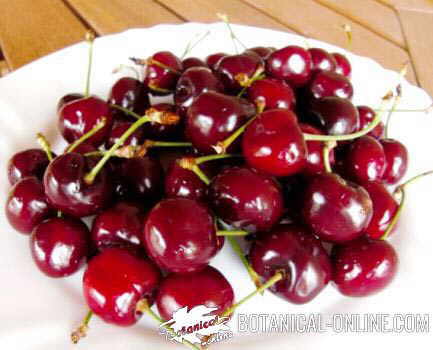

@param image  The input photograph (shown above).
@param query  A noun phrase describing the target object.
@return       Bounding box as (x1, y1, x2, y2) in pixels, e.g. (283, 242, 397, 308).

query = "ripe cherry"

(6, 177, 53, 234)
(156, 265, 234, 321)
(8, 149, 51, 185)
(249, 225, 332, 304)
(357, 106, 384, 139)
(380, 138, 408, 184)
(208, 166, 284, 233)
(302, 173, 373, 243)
(308, 71, 353, 100)
(242, 109, 307, 177)
(247, 78, 296, 110)
(57, 93, 84, 112)
(143, 51, 182, 95)
(332, 53, 352, 77)
(143, 198, 219, 273)
(30, 217, 90, 277)
(245, 46, 275, 59)
(105, 120, 145, 149)
(205, 52, 227, 71)
(266, 46, 312, 87)
(309, 48, 337, 73)
(83, 248, 161, 326)
(332, 237, 398, 297)
(182, 57, 207, 70)
(44, 153, 112, 217)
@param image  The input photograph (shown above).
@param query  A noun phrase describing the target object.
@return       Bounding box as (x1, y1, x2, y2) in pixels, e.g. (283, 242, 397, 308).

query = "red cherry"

(357, 106, 384, 139)
(182, 57, 207, 70)
(57, 93, 84, 112)
(205, 52, 227, 71)
(7, 149, 51, 185)
(143, 198, 219, 273)
(208, 167, 284, 233)
(244, 46, 275, 60)
(249, 224, 332, 304)
(247, 78, 296, 110)
(30, 217, 90, 277)
(156, 266, 234, 320)
(242, 109, 307, 177)
(308, 71, 353, 100)
(380, 138, 408, 184)
(105, 120, 145, 149)
(332, 53, 352, 77)
(144, 51, 182, 95)
(302, 173, 373, 243)
(83, 248, 161, 326)
(6, 177, 53, 234)
(332, 237, 398, 297)
(308, 48, 337, 73)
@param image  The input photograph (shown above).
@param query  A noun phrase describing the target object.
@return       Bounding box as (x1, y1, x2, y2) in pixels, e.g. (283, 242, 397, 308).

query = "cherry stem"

(217, 230, 249, 236)
(221, 271, 284, 317)
(322, 141, 336, 173)
(84, 31, 95, 98)
(67, 117, 107, 153)
(384, 85, 402, 138)
(71, 310, 93, 344)
(341, 24, 352, 50)
(373, 105, 432, 113)
(237, 70, 266, 98)
(110, 104, 141, 119)
(213, 116, 257, 154)
(180, 30, 211, 59)
(217, 13, 247, 53)
(36, 133, 54, 161)
(195, 153, 240, 165)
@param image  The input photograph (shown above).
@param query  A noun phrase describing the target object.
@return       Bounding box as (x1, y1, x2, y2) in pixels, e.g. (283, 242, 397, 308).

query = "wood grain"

(64, 0, 183, 35)
(315, 0, 406, 48)
(376, 0, 433, 11)
(0, 60, 9, 77)
(0, 0, 87, 69)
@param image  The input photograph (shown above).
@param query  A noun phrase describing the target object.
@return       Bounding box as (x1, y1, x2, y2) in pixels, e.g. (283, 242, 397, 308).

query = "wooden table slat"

(315, 0, 406, 48)
(0, 60, 9, 77)
(376, 0, 433, 11)
(0, 0, 88, 69)
(64, 0, 183, 35)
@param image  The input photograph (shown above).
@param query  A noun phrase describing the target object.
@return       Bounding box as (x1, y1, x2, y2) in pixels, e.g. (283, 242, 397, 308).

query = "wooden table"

(0, 0, 432, 96)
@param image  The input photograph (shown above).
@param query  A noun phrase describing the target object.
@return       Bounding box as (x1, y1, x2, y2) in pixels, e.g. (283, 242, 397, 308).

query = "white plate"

(0, 23, 432, 350)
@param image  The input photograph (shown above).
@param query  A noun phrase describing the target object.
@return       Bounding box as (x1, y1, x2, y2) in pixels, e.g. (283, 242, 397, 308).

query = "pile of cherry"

(5, 30, 422, 346)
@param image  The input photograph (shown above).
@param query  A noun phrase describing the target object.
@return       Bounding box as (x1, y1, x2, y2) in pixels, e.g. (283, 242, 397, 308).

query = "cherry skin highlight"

(308, 71, 353, 100)
(309, 48, 337, 73)
(332, 53, 352, 77)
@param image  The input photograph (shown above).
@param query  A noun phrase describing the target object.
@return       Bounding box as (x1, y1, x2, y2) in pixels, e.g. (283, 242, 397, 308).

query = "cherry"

(143, 198, 219, 273)
(247, 78, 296, 110)
(156, 265, 234, 321)
(357, 106, 384, 139)
(308, 48, 337, 72)
(108, 77, 149, 120)
(57, 93, 84, 112)
(308, 71, 353, 100)
(216, 54, 264, 93)
(143, 51, 182, 95)
(343, 135, 386, 183)
(250, 225, 332, 304)
(302, 173, 373, 243)
(186, 91, 253, 154)
(59, 96, 113, 147)
(208, 166, 284, 233)
(174, 67, 223, 117)
(91, 201, 144, 250)
(332, 237, 398, 297)
(6, 177, 53, 234)
(8, 149, 51, 185)
(44, 153, 112, 217)
(332, 53, 352, 77)
(244, 46, 275, 60)
(380, 138, 408, 185)
(309, 97, 359, 135)
(182, 57, 207, 70)
(83, 247, 161, 326)
(266, 46, 312, 87)
(66, 142, 97, 155)
(205, 52, 227, 71)
(300, 123, 335, 175)
(105, 120, 145, 149)
(362, 181, 398, 239)
(30, 217, 90, 277)
(242, 109, 307, 177)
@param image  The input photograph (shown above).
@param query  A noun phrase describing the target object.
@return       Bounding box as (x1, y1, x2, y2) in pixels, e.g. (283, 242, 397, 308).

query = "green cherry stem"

(66, 117, 107, 153)
(384, 85, 402, 138)
(84, 32, 95, 98)
(180, 30, 211, 59)
(341, 24, 352, 50)
(212, 116, 257, 154)
(217, 13, 247, 53)
(110, 104, 141, 119)
(217, 230, 249, 236)
(195, 153, 240, 165)
(322, 141, 336, 173)
(36, 133, 54, 161)
(71, 310, 93, 344)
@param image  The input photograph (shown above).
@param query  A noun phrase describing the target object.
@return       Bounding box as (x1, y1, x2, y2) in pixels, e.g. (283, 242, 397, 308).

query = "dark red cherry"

(8, 149, 50, 185)
(208, 167, 284, 233)
(156, 265, 234, 320)
(300, 123, 335, 175)
(83, 247, 161, 326)
(91, 201, 144, 250)
(245, 46, 275, 59)
(186, 91, 253, 154)
(43, 153, 112, 217)
(242, 109, 307, 177)
(250, 225, 332, 304)
(165, 160, 208, 201)
(174, 67, 223, 117)
(141, 103, 181, 140)
(266, 46, 312, 87)
(30, 217, 90, 277)
(344, 136, 386, 183)
(6, 177, 53, 234)
(59, 96, 113, 147)
(205, 52, 228, 71)
(380, 138, 408, 185)
(143, 198, 218, 273)
(57, 93, 84, 111)
(332, 237, 398, 297)
(302, 173, 373, 243)
(310, 97, 359, 135)
(66, 142, 97, 155)
(362, 181, 398, 239)
(308, 71, 353, 100)
(144, 51, 182, 95)
(247, 78, 296, 110)
(105, 120, 145, 149)
(357, 106, 384, 139)
(108, 77, 149, 120)
(308, 48, 337, 73)
(182, 57, 207, 70)
(332, 53, 352, 77)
